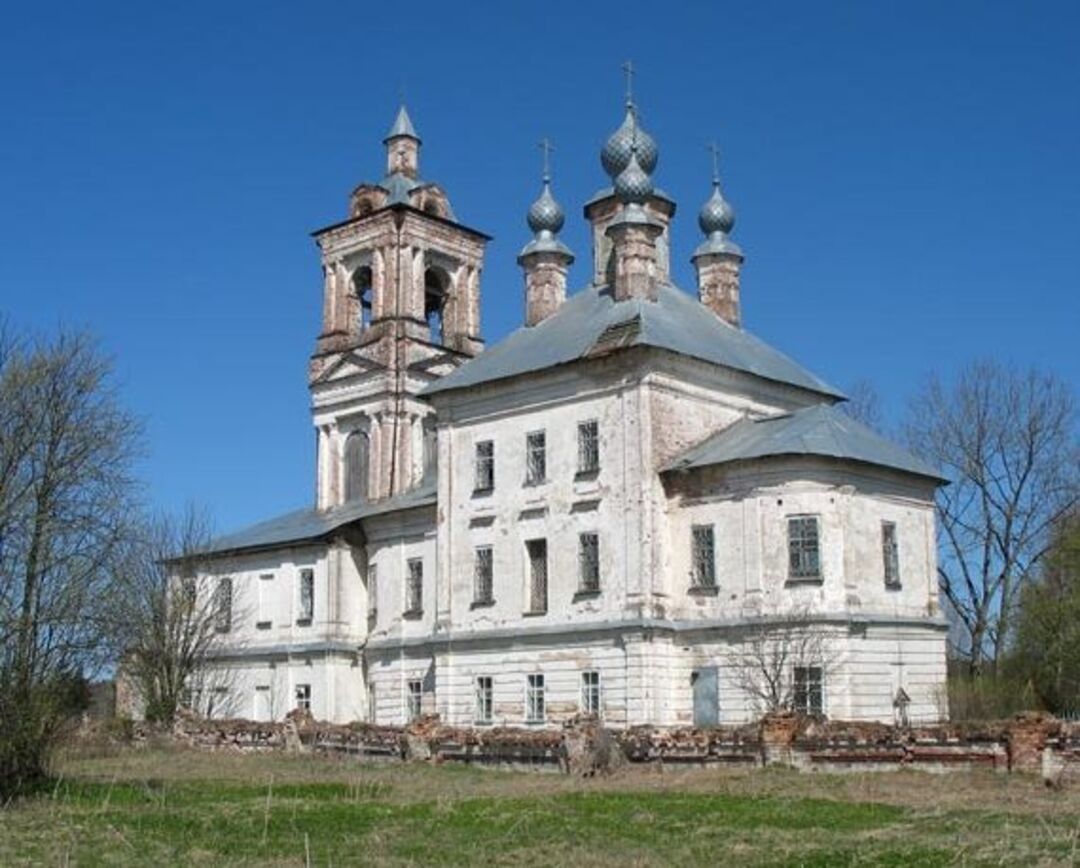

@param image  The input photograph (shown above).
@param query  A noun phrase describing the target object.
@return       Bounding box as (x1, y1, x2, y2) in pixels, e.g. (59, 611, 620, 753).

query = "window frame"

(787, 515, 822, 581)
(475, 676, 493, 725)
(473, 545, 494, 606)
(406, 679, 423, 722)
(882, 521, 901, 588)
(474, 440, 495, 493)
(213, 577, 233, 633)
(525, 430, 547, 486)
(690, 524, 717, 590)
(525, 538, 548, 615)
(405, 558, 424, 616)
(578, 532, 600, 594)
(581, 670, 602, 718)
(297, 567, 315, 625)
(294, 683, 312, 713)
(525, 673, 546, 724)
(576, 419, 600, 476)
(793, 665, 824, 717)
(367, 562, 378, 620)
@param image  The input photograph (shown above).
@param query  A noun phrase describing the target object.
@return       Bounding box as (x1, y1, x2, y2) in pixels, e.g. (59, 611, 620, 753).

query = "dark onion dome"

(698, 181, 735, 236)
(601, 106, 658, 179)
(526, 180, 565, 236)
(613, 147, 653, 205)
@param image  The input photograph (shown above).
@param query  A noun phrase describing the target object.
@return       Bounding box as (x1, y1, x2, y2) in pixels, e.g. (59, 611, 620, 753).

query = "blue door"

(692, 667, 719, 726)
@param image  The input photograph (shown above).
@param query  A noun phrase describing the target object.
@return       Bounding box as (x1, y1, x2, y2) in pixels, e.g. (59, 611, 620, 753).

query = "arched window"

(344, 430, 370, 502)
(424, 268, 448, 345)
(353, 266, 373, 330)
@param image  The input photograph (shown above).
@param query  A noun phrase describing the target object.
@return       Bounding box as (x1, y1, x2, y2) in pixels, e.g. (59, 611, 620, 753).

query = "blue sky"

(2, 1, 1077, 533)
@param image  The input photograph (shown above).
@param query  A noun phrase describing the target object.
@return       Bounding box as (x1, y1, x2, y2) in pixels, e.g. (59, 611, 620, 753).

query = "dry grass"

(0, 745, 1077, 866)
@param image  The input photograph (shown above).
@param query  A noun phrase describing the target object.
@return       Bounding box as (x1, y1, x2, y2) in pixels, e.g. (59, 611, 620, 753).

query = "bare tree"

(727, 608, 841, 717)
(840, 379, 883, 431)
(905, 360, 1079, 674)
(110, 507, 245, 723)
(0, 324, 142, 795)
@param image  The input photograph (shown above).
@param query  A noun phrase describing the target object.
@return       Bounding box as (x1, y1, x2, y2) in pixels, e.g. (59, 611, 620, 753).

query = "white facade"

(191, 105, 948, 727)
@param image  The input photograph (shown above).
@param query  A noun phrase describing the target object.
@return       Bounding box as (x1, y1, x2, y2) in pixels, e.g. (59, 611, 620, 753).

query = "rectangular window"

(526, 674, 545, 723)
(406, 558, 423, 615)
(256, 573, 273, 628)
(254, 685, 271, 721)
(788, 516, 821, 580)
(298, 568, 314, 623)
(475, 676, 493, 725)
(793, 666, 823, 716)
(180, 576, 197, 613)
(526, 539, 548, 614)
(578, 532, 600, 593)
(295, 683, 312, 713)
(577, 420, 599, 475)
(525, 431, 546, 485)
(691, 525, 716, 589)
(882, 521, 900, 587)
(474, 546, 494, 605)
(213, 577, 232, 633)
(581, 671, 602, 717)
(367, 563, 378, 619)
(474, 440, 495, 492)
(406, 679, 423, 722)
(367, 683, 377, 725)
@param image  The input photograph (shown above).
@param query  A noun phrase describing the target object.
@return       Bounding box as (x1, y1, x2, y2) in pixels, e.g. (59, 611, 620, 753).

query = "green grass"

(2, 749, 1079, 866)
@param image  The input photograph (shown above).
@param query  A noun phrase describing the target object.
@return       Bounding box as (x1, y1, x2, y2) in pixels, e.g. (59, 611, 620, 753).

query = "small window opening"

(424, 268, 447, 344)
(353, 266, 373, 330)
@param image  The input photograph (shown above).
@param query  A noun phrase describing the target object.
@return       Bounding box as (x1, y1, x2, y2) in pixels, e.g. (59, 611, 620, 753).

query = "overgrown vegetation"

(3, 748, 1080, 866)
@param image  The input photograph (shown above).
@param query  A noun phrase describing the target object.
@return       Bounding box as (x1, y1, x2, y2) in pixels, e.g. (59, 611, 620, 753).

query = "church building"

(189, 96, 948, 727)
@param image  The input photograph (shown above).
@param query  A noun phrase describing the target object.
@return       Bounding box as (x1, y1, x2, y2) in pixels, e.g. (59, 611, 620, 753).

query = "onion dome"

(526, 179, 565, 236)
(699, 180, 735, 236)
(601, 105, 659, 179)
(613, 147, 653, 205)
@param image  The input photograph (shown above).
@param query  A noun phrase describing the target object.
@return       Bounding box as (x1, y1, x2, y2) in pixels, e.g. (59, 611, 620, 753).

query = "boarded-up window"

(213, 577, 232, 633)
(526, 539, 547, 614)
(691, 525, 716, 589)
(578, 532, 600, 592)
(345, 430, 370, 502)
(882, 521, 900, 587)
(298, 568, 314, 623)
(406, 558, 423, 614)
(474, 440, 494, 492)
(788, 516, 821, 579)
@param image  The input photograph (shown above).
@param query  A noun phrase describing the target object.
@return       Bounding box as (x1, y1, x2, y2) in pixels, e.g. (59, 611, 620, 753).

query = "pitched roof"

(202, 482, 437, 556)
(385, 105, 419, 141)
(666, 403, 946, 483)
(423, 283, 843, 399)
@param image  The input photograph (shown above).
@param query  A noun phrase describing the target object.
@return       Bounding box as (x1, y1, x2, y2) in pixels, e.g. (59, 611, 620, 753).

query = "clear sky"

(2, 0, 1077, 533)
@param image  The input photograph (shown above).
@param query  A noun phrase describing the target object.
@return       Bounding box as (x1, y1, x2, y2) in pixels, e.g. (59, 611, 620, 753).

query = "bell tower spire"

(384, 105, 420, 179)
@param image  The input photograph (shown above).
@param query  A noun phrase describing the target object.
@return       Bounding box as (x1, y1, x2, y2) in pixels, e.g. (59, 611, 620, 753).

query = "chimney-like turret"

(693, 146, 744, 327)
(518, 141, 573, 326)
(384, 105, 420, 180)
(606, 138, 663, 303)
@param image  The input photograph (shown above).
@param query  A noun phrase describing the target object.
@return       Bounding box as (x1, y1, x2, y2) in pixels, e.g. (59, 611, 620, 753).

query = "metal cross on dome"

(622, 60, 635, 107)
(708, 141, 721, 184)
(538, 137, 554, 183)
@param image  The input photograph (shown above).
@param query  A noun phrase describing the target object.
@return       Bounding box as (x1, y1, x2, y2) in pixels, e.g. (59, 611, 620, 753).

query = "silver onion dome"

(613, 147, 653, 205)
(601, 106, 658, 178)
(698, 181, 735, 236)
(526, 180, 565, 236)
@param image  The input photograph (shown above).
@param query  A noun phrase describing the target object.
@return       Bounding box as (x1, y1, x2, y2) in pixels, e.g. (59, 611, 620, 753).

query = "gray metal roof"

(385, 105, 419, 141)
(666, 403, 946, 483)
(203, 482, 437, 556)
(423, 283, 844, 399)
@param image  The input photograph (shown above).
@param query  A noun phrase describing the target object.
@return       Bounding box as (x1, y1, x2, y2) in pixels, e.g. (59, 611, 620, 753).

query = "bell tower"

(309, 106, 489, 509)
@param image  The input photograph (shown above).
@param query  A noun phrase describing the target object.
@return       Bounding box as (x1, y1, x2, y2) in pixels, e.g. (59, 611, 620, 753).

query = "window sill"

(470, 598, 495, 610)
(786, 576, 824, 587)
(295, 618, 312, 627)
(573, 589, 601, 602)
(255, 621, 273, 630)
(688, 585, 719, 597)
(402, 608, 424, 620)
(523, 609, 547, 618)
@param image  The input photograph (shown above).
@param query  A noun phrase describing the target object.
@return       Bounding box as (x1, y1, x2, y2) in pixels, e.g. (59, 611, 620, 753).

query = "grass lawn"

(2, 746, 1079, 866)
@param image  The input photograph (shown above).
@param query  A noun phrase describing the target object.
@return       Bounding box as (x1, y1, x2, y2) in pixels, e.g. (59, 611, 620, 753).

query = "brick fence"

(120, 710, 1080, 784)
